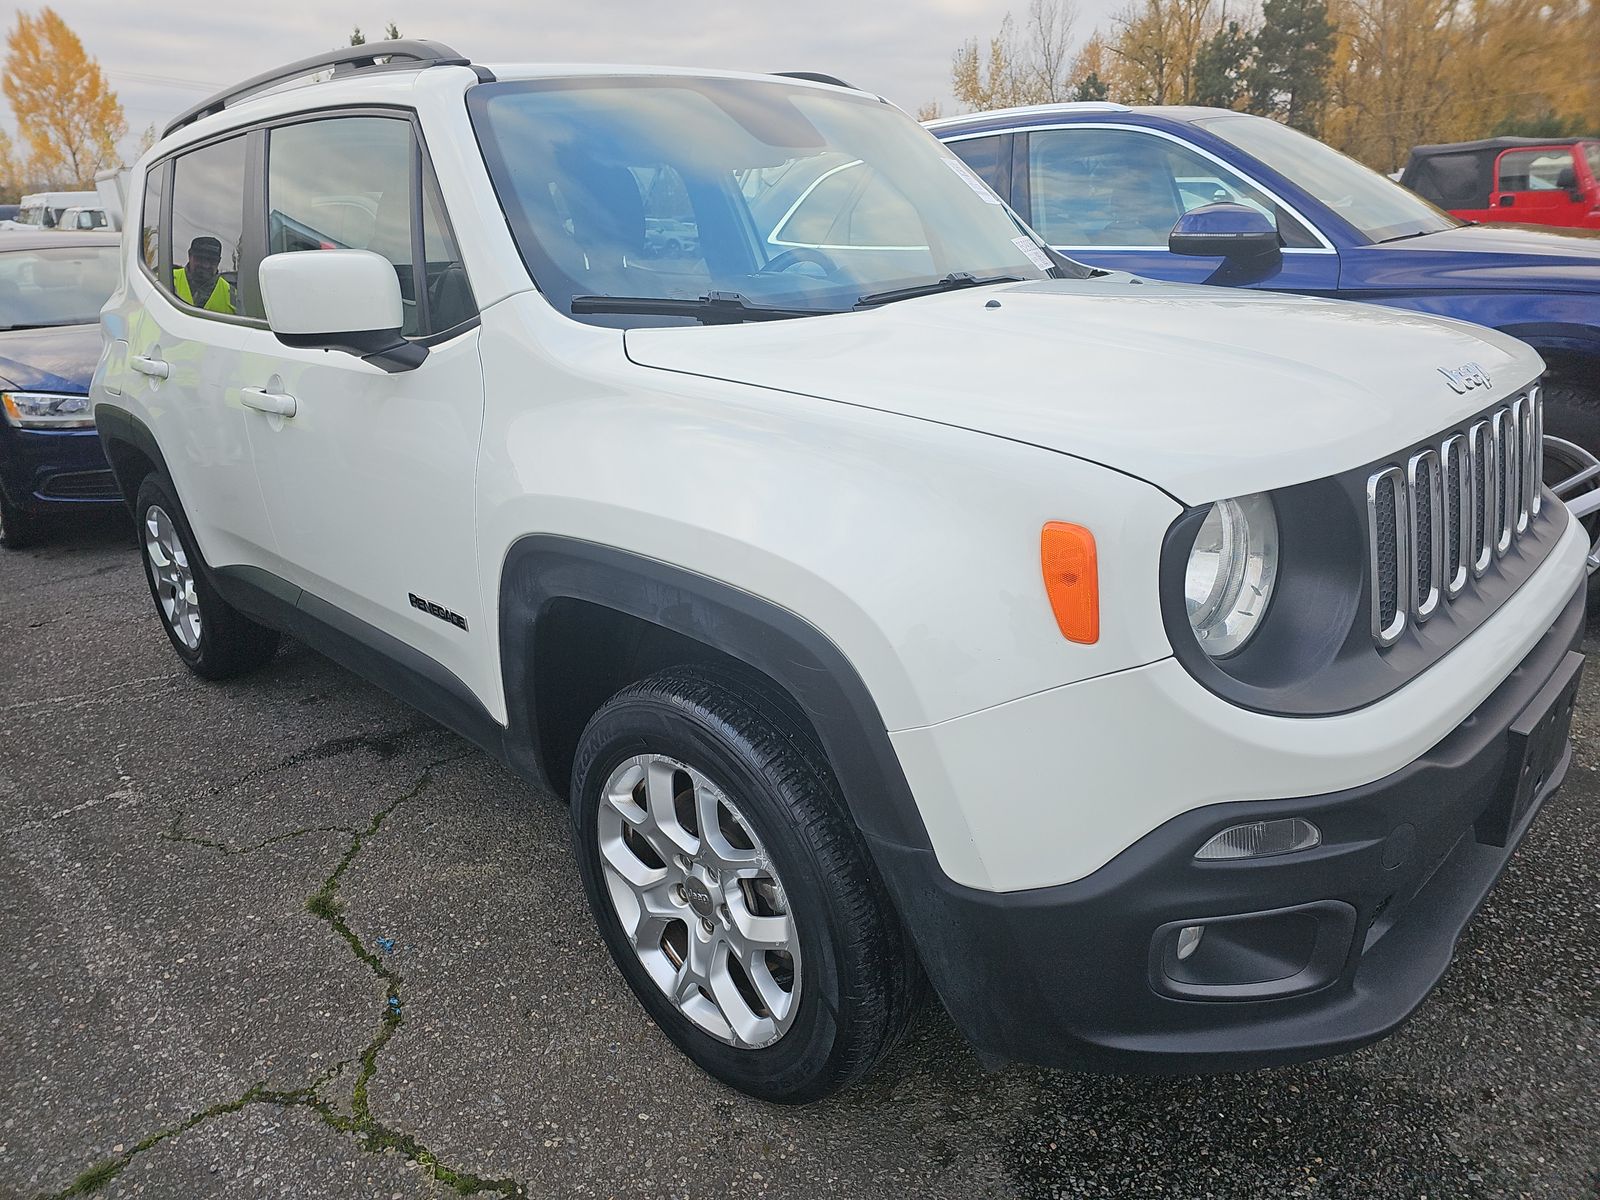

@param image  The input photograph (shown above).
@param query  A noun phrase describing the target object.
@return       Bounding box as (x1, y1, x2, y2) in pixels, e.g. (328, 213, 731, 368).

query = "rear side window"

(168, 134, 248, 316)
(266, 115, 475, 337)
(141, 167, 165, 272)
(948, 136, 1007, 197)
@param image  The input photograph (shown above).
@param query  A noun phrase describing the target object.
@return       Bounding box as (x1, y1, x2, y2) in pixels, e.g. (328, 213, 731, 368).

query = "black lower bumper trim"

(872, 575, 1587, 1074)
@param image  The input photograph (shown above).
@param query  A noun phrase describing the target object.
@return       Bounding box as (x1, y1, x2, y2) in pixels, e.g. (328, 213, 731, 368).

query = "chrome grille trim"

(1368, 466, 1408, 647)
(1493, 408, 1517, 557)
(1408, 449, 1443, 621)
(1441, 433, 1471, 599)
(1368, 391, 1546, 649)
(1469, 419, 1494, 577)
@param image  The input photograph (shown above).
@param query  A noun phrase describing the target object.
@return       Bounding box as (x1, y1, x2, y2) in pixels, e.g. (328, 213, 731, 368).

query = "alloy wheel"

(596, 753, 801, 1048)
(143, 504, 202, 650)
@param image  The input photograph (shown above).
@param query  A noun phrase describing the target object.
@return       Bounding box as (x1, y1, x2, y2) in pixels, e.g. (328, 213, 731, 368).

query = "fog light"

(1195, 818, 1321, 861)
(1175, 924, 1205, 961)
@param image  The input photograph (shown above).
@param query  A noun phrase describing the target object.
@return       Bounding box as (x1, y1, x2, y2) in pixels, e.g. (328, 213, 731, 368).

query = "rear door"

(1014, 124, 1339, 292)
(1491, 146, 1589, 227)
(231, 111, 491, 703)
(122, 131, 278, 568)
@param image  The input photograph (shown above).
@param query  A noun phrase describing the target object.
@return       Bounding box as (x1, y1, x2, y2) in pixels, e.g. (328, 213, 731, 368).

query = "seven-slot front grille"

(1367, 388, 1544, 648)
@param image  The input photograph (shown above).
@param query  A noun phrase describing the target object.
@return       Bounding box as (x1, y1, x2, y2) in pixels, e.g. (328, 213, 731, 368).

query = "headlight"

(1, 391, 94, 429)
(1184, 493, 1279, 657)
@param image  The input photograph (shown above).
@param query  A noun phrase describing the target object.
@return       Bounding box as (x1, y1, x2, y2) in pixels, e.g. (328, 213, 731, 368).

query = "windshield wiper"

(853, 272, 1023, 309)
(570, 291, 826, 325)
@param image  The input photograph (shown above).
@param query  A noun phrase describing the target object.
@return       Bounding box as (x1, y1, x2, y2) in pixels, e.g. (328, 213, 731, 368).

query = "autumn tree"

(0, 129, 20, 203)
(952, 0, 1080, 110)
(1107, 0, 1220, 105)
(3, 8, 126, 188)
(1249, 0, 1335, 131)
(914, 100, 944, 121)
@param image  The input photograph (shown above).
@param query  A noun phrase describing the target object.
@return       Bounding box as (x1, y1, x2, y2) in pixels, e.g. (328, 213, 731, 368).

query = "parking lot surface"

(2, 518, 1598, 1199)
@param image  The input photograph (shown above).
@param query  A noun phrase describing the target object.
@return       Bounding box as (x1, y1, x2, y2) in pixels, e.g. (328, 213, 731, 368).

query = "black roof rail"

(162, 39, 493, 138)
(773, 71, 858, 90)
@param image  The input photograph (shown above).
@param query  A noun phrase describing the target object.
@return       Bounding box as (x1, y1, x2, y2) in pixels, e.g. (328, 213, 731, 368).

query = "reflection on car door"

(233, 113, 491, 704)
(1017, 125, 1339, 292)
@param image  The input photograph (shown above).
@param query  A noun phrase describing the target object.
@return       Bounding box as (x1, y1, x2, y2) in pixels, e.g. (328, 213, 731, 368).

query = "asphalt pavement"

(2, 514, 1597, 1199)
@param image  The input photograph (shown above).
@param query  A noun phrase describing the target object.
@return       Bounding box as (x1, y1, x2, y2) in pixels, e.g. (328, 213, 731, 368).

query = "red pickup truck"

(1401, 136, 1600, 230)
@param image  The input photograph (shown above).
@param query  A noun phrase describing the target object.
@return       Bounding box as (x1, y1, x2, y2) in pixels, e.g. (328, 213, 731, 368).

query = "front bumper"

(873, 576, 1586, 1073)
(0, 423, 119, 512)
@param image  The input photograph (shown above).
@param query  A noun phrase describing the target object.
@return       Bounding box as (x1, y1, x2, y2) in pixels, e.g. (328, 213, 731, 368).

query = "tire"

(134, 474, 280, 679)
(0, 490, 41, 550)
(570, 664, 919, 1103)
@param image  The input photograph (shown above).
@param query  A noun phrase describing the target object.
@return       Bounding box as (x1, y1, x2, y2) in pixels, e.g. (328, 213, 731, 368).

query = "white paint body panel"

(92, 63, 1580, 897)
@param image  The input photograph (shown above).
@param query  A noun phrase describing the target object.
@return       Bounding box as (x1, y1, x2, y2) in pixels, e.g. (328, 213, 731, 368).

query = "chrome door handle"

(130, 355, 169, 379)
(240, 387, 297, 418)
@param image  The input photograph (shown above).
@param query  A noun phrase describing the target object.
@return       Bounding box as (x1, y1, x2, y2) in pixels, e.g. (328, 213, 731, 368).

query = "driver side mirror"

(259, 250, 427, 373)
(1168, 203, 1281, 261)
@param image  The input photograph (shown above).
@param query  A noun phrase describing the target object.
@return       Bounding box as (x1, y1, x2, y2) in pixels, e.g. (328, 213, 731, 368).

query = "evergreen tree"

(1248, 0, 1335, 133)
(1192, 20, 1253, 108)
(1073, 71, 1110, 102)
(349, 26, 365, 45)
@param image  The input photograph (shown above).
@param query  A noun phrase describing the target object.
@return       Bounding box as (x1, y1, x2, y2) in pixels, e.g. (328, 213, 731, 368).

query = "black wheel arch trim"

(497, 535, 934, 854)
(94, 404, 172, 512)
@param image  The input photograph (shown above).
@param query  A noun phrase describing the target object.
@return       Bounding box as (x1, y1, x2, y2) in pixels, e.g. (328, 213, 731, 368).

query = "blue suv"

(928, 103, 1600, 475)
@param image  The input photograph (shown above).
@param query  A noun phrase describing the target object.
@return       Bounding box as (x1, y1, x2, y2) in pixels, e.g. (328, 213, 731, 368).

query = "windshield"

(1197, 114, 1458, 243)
(468, 77, 1060, 327)
(0, 245, 120, 330)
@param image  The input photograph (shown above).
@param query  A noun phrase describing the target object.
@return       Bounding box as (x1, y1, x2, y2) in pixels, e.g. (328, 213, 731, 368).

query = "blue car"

(928, 103, 1600, 477)
(0, 231, 124, 549)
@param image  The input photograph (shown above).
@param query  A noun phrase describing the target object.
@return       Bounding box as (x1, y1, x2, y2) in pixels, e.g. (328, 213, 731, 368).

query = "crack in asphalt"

(39, 749, 522, 1199)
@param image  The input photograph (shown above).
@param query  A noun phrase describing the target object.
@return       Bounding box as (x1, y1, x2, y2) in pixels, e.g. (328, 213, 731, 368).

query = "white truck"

(92, 42, 1589, 1102)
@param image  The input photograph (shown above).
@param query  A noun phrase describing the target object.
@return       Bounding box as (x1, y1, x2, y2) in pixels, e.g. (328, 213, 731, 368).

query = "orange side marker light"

(1041, 522, 1098, 644)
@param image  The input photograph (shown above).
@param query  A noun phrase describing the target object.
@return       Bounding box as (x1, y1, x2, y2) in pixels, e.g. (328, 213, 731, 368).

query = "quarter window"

(168, 134, 249, 316)
(141, 166, 165, 273)
(267, 115, 475, 338)
(1026, 127, 1317, 248)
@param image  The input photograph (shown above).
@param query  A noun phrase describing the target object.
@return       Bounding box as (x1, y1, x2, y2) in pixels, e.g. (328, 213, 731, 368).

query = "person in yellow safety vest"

(173, 236, 233, 314)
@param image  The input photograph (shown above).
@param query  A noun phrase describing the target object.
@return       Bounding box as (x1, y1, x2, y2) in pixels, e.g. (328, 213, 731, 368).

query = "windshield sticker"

(943, 156, 1003, 204)
(1012, 236, 1054, 272)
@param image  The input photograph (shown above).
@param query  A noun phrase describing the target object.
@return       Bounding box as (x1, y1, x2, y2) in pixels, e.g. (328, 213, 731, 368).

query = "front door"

(1016, 125, 1340, 293)
(233, 112, 492, 705)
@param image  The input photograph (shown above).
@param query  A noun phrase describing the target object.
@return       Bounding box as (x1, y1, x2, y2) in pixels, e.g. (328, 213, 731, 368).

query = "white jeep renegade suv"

(92, 42, 1590, 1103)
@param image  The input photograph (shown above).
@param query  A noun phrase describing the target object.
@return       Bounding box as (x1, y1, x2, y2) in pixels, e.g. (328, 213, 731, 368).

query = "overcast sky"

(5, 0, 1125, 160)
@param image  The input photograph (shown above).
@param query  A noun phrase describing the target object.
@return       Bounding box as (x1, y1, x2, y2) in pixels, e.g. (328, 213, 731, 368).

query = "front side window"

(468, 77, 1061, 328)
(267, 115, 474, 337)
(1497, 148, 1577, 193)
(1585, 143, 1600, 185)
(1199, 113, 1456, 243)
(1027, 127, 1316, 248)
(169, 134, 248, 316)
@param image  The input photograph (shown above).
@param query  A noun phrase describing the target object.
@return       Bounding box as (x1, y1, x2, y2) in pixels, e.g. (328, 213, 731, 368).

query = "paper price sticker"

(942, 156, 1003, 204)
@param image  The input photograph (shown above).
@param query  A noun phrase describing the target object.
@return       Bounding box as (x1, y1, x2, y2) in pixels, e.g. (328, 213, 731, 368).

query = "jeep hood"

(624, 276, 1541, 502)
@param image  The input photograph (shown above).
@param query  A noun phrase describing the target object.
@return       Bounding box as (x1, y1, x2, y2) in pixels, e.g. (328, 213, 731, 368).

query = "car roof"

(0, 231, 121, 251)
(1409, 136, 1597, 159)
(925, 102, 1241, 133)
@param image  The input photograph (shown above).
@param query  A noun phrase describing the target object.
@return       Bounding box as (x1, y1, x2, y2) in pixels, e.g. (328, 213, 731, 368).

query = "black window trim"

(140, 102, 479, 341)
